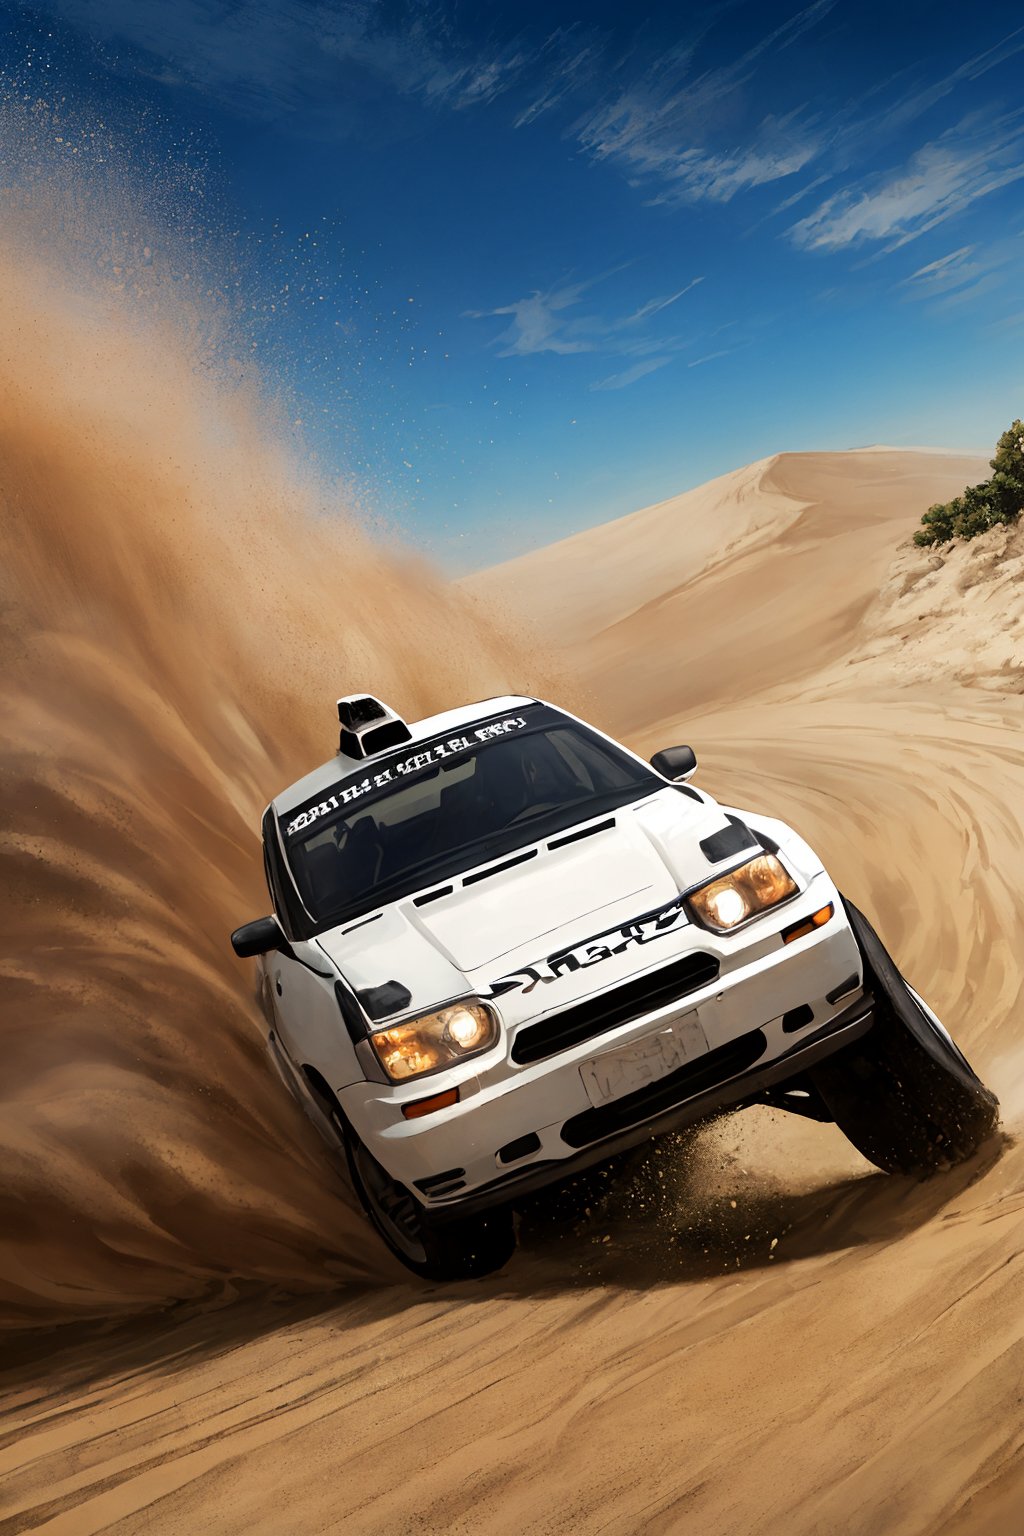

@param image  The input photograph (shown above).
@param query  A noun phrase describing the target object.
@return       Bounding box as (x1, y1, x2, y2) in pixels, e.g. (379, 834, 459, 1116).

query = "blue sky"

(4, 1, 1023, 568)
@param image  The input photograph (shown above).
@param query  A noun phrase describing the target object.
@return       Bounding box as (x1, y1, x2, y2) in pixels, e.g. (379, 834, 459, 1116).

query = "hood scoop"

(337, 694, 412, 760)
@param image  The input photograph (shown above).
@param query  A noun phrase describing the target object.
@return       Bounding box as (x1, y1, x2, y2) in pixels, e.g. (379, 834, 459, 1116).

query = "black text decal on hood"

(487, 893, 690, 998)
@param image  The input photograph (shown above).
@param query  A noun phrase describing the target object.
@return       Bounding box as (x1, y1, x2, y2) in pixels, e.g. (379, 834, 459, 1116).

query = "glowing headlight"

(688, 853, 798, 932)
(369, 1001, 499, 1082)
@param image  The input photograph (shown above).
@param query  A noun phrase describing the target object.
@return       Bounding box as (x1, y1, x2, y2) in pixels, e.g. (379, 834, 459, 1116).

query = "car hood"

(315, 788, 757, 1016)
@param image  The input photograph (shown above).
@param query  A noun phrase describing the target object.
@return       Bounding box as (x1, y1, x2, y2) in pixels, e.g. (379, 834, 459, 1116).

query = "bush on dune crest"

(914, 419, 1024, 546)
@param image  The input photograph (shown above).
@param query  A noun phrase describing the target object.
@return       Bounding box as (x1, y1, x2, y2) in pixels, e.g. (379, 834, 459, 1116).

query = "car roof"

(271, 694, 542, 819)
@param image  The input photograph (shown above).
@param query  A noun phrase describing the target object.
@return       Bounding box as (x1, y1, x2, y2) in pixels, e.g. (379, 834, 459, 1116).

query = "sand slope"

(473, 455, 803, 646)
(4, 439, 1024, 1535)
(475, 448, 987, 655)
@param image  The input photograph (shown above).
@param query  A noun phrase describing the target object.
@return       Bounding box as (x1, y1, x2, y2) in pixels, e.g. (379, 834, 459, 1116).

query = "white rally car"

(231, 694, 998, 1279)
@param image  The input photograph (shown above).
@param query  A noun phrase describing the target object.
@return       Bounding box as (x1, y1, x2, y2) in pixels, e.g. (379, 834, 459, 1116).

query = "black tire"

(342, 1124, 516, 1281)
(810, 898, 998, 1176)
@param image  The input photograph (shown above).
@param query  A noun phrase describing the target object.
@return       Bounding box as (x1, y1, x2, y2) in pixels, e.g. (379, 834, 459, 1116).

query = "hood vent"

(337, 694, 413, 760)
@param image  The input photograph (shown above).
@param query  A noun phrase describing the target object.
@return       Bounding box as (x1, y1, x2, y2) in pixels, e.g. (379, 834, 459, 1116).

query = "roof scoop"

(337, 694, 413, 760)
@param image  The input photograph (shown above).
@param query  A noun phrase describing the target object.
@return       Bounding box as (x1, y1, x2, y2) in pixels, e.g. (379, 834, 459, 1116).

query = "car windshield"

(281, 707, 660, 928)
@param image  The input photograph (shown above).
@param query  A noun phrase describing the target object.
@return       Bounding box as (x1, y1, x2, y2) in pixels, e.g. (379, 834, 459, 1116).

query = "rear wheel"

(342, 1125, 516, 1281)
(810, 899, 998, 1175)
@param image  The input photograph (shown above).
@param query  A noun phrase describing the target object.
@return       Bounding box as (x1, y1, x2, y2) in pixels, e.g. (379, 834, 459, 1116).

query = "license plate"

(579, 1012, 709, 1108)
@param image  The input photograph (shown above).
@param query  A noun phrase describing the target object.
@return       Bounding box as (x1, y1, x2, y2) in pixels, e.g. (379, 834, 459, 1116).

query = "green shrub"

(914, 419, 1024, 546)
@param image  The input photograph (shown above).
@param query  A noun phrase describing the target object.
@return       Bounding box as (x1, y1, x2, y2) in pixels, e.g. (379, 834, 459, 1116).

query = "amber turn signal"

(402, 1087, 460, 1120)
(781, 903, 834, 944)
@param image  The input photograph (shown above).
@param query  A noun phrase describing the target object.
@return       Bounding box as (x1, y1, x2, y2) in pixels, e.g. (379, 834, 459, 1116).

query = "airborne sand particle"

(0, 187, 562, 1331)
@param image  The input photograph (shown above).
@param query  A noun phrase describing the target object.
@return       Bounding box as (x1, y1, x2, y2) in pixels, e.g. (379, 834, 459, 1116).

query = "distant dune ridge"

(473, 454, 801, 646)
(477, 447, 1000, 736)
(476, 446, 989, 649)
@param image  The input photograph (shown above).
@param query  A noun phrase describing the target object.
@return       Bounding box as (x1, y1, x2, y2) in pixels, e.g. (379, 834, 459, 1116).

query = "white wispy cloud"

(688, 347, 738, 367)
(591, 357, 673, 390)
(900, 241, 1020, 311)
(39, 0, 1024, 342)
(465, 269, 702, 364)
(40, 1, 1024, 261)
(830, 27, 1024, 162)
(512, 12, 1024, 233)
(622, 277, 704, 324)
(570, 2, 836, 206)
(41, 0, 540, 122)
(513, 30, 604, 129)
(647, 125, 819, 207)
(467, 268, 706, 386)
(789, 110, 1024, 252)
(464, 278, 603, 358)
(771, 172, 831, 216)
(902, 245, 980, 296)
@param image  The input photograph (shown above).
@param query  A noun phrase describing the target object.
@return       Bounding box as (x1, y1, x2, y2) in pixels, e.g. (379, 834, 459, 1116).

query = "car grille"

(509, 951, 720, 1066)
(561, 1027, 768, 1147)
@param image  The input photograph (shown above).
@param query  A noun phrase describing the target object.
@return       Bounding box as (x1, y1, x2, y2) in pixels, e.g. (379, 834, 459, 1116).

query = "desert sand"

(2, 209, 1023, 1535)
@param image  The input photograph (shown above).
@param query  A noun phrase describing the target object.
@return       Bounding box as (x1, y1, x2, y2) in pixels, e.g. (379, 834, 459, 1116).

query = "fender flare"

(841, 894, 991, 1097)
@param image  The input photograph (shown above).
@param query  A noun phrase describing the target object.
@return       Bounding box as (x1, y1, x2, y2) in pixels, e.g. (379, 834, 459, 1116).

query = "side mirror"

(650, 745, 698, 782)
(231, 915, 283, 958)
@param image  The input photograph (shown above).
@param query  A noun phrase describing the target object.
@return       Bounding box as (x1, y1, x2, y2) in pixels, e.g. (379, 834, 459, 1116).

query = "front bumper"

(425, 993, 873, 1221)
(338, 874, 865, 1216)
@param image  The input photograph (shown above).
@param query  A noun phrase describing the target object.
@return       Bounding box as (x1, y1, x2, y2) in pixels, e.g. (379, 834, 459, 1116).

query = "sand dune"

(475, 448, 987, 653)
(472, 455, 804, 646)
(5, 433, 1024, 1535)
(480, 448, 989, 734)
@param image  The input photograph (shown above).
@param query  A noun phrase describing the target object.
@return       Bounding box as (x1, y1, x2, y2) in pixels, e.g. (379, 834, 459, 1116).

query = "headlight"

(369, 1000, 499, 1082)
(688, 853, 797, 932)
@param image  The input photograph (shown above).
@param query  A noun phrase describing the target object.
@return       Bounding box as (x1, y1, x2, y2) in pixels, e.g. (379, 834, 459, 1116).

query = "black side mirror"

(650, 745, 698, 782)
(231, 915, 283, 958)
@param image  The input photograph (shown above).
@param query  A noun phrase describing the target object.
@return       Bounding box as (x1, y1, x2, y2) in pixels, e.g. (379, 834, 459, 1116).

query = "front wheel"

(342, 1125, 516, 1281)
(810, 899, 998, 1176)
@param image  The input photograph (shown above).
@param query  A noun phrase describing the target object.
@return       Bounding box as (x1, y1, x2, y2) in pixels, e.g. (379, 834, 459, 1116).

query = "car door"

(268, 943, 363, 1095)
(261, 817, 364, 1096)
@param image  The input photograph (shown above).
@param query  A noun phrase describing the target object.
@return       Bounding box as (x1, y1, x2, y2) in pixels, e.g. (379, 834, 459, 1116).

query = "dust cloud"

(0, 192, 548, 1329)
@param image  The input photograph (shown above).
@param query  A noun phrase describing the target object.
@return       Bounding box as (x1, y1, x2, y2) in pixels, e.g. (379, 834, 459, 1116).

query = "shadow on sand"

(512, 1127, 1011, 1289)
(1, 1127, 1009, 1406)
